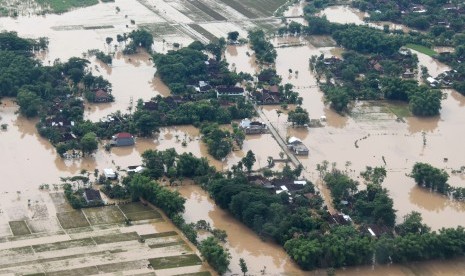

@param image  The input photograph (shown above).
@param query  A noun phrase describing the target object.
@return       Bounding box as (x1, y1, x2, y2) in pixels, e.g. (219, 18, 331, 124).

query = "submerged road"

(253, 103, 336, 212)
(253, 104, 302, 168)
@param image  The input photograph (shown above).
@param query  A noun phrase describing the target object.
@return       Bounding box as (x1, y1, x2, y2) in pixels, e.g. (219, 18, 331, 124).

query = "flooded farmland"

(1, 0, 465, 275)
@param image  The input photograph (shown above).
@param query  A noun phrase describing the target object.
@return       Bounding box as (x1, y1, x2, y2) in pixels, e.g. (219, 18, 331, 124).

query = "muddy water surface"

(1, 1, 465, 275)
(178, 184, 303, 276)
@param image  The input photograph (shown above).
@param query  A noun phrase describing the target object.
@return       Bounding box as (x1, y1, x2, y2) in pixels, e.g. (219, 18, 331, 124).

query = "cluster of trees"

(248, 30, 277, 64)
(287, 106, 310, 126)
(63, 183, 104, 209)
(153, 41, 240, 94)
(352, 0, 465, 33)
(121, 29, 154, 54)
(128, 150, 232, 274)
(88, 49, 112, 65)
(200, 123, 235, 160)
(130, 97, 254, 137)
(279, 83, 302, 105)
(129, 174, 185, 217)
(285, 213, 465, 269)
(313, 50, 441, 116)
(206, 175, 320, 245)
(411, 162, 451, 194)
(199, 237, 231, 275)
(332, 25, 404, 56)
(141, 148, 213, 180)
(0, 32, 119, 154)
(346, 1, 465, 97)
(324, 168, 396, 227)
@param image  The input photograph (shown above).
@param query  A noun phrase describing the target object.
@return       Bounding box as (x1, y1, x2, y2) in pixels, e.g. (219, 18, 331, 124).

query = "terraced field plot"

(0, 193, 210, 275)
(135, 0, 287, 43)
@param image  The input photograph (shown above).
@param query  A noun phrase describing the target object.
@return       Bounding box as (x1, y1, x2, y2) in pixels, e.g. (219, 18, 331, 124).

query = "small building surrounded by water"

(103, 168, 117, 180)
(287, 137, 309, 155)
(239, 118, 267, 134)
(83, 188, 103, 204)
(111, 132, 135, 147)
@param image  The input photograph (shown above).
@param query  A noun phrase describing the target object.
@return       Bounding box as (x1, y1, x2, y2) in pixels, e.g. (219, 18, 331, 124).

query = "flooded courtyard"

(1, 0, 465, 275)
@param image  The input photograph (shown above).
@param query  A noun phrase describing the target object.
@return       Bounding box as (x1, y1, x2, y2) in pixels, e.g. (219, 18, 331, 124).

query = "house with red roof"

(111, 132, 135, 147)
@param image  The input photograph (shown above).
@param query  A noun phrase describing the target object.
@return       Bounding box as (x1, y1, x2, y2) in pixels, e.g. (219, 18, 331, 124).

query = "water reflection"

(405, 116, 440, 134)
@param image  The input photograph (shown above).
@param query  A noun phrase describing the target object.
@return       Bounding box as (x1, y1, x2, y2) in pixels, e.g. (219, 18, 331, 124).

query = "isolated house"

(240, 118, 267, 134)
(287, 137, 309, 155)
(111, 132, 135, 147)
(83, 188, 103, 204)
(94, 89, 112, 102)
(426, 77, 439, 87)
(402, 69, 415, 79)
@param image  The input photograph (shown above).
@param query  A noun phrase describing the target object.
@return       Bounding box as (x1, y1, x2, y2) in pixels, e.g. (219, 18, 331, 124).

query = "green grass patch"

(174, 272, 212, 276)
(188, 24, 219, 43)
(32, 237, 95, 252)
(125, 211, 163, 221)
(82, 25, 114, 30)
(57, 211, 90, 229)
(141, 231, 178, 239)
(47, 266, 99, 276)
(385, 101, 412, 118)
(97, 260, 148, 273)
(34, 0, 99, 14)
(405, 44, 437, 57)
(149, 240, 186, 248)
(92, 232, 140, 245)
(118, 202, 152, 214)
(82, 205, 126, 226)
(9, 221, 31, 236)
(149, 254, 202, 270)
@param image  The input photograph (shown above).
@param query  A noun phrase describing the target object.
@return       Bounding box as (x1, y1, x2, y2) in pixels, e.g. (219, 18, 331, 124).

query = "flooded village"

(1, 0, 465, 275)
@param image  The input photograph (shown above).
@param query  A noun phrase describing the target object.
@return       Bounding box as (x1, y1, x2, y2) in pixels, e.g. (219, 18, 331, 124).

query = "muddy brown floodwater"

(1, 1, 465, 275)
(178, 184, 304, 276)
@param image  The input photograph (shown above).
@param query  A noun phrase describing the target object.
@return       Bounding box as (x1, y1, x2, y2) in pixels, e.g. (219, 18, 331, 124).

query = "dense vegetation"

(411, 162, 465, 200)
(309, 27, 442, 116)
(153, 40, 240, 94)
(248, 30, 277, 64)
(122, 29, 154, 54)
(35, 0, 98, 14)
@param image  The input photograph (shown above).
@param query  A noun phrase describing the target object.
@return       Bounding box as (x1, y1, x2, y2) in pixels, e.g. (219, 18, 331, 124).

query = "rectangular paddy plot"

(140, 22, 194, 43)
(141, 231, 178, 239)
(50, 193, 74, 212)
(46, 266, 99, 276)
(118, 202, 163, 221)
(57, 210, 90, 229)
(188, 0, 227, 21)
(32, 238, 95, 252)
(188, 24, 218, 42)
(149, 254, 202, 270)
(216, 0, 259, 18)
(26, 218, 62, 234)
(175, 272, 212, 276)
(82, 205, 126, 225)
(9, 221, 31, 236)
(237, 0, 287, 16)
(92, 232, 140, 244)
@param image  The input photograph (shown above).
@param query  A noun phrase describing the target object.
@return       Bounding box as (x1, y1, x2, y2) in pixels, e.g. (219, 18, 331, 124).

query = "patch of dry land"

(0, 191, 210, 275)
